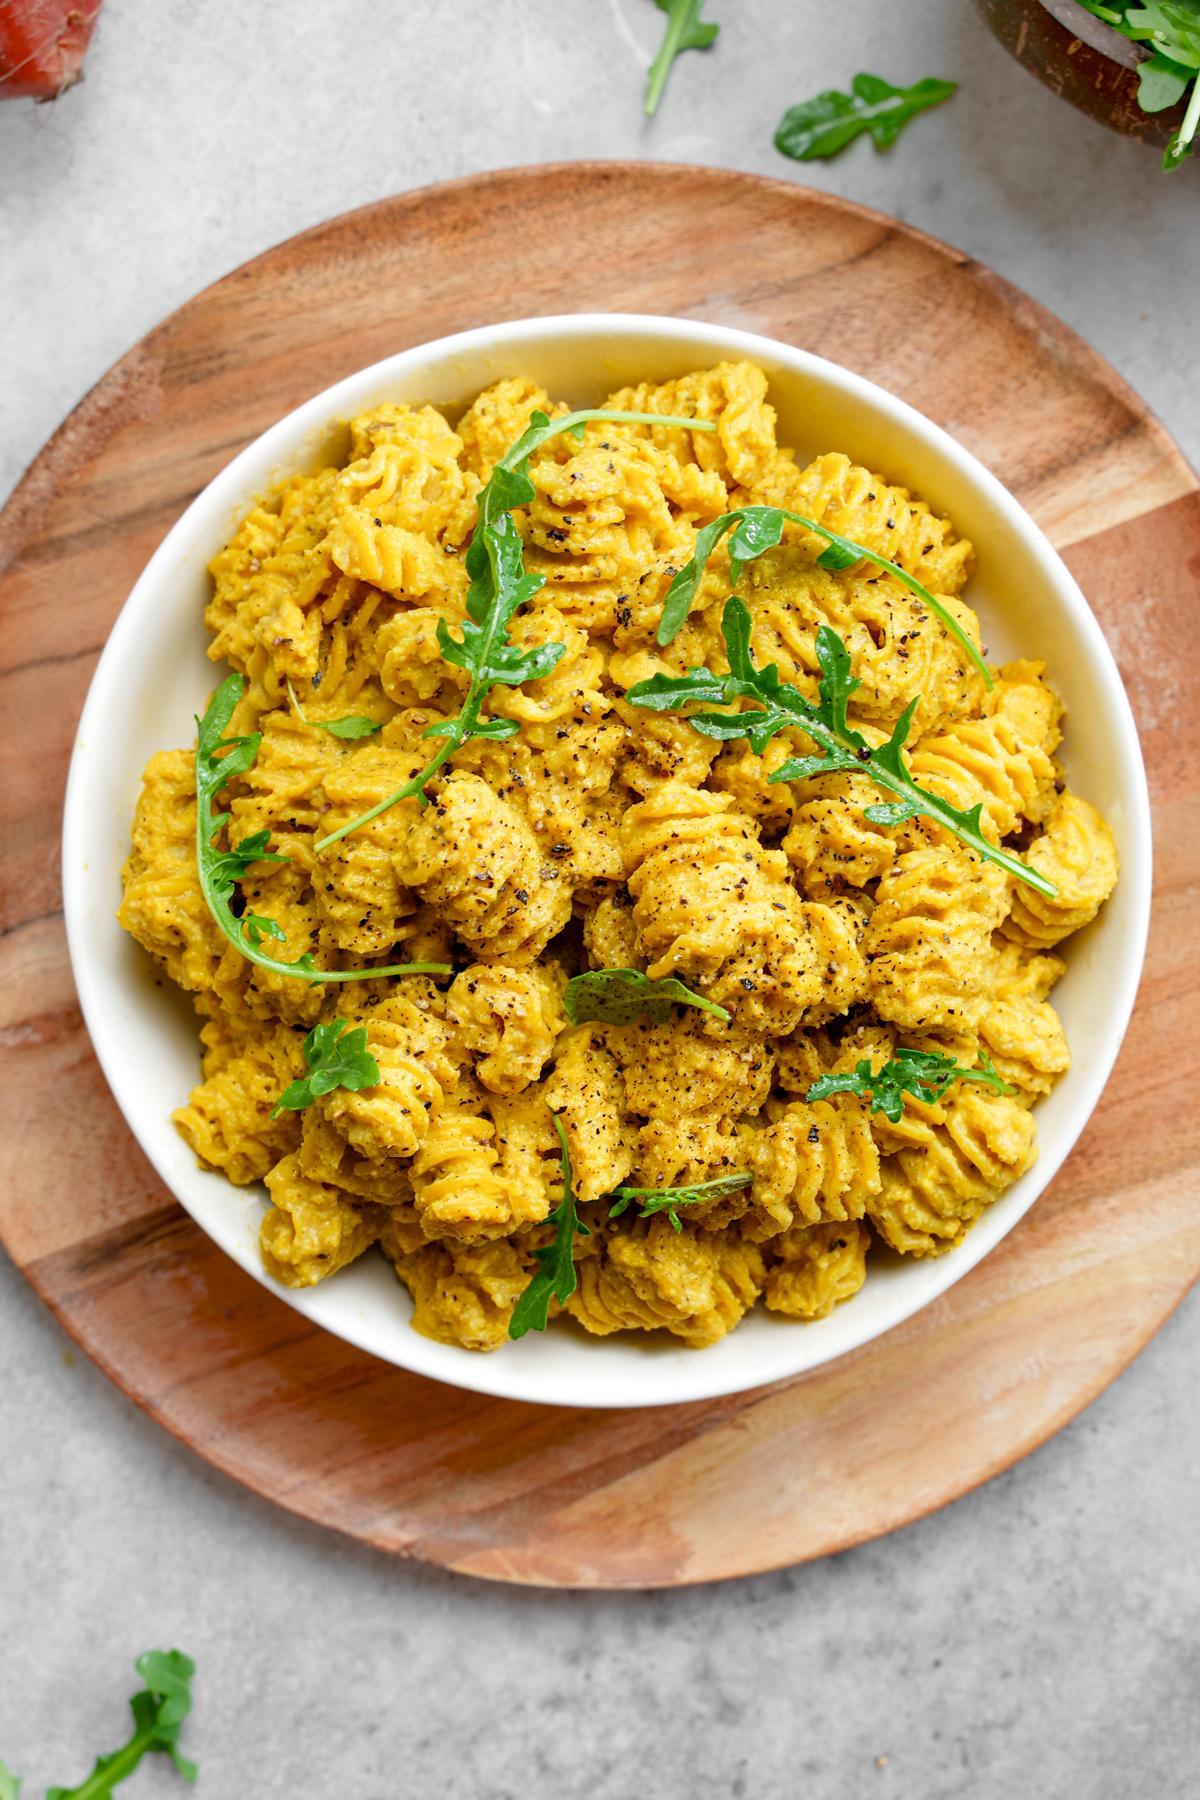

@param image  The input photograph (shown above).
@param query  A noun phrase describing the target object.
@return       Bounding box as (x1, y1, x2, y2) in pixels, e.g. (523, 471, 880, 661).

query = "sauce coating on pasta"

(119, 363, 1119, 1350)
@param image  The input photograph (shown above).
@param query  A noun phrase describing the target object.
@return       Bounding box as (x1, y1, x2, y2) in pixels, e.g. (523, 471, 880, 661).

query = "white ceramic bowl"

(62, 314, 1151, 1410)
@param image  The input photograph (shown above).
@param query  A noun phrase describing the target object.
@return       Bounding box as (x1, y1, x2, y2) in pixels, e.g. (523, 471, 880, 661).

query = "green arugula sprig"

(271, 1019, 379, 1116)
(608, 1170, 752, 1231)
(644, 0, 719, 116)
(286, 681, 383, 740)
(312, 715, 382, 739)
(1078, 0, 1200, 168)
(315, 406, 715, 852)
(1, 1651, 197, 1799)
(807, 1047, 1013, 1123)
(776, 72, 957, 162)
(627, 598, 1058, 897)
(196, 675, 450, 984)
(564, 967, 730, 1027)
(655, 502, 991, 688)
(509, 1113, 590, 1340)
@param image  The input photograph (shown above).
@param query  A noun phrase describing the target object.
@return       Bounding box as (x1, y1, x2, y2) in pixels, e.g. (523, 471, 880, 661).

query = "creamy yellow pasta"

(119, 362, 1119, 1352)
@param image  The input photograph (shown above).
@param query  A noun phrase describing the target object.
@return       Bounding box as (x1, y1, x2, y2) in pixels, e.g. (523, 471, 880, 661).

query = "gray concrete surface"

(1, 2, 1197, 1795)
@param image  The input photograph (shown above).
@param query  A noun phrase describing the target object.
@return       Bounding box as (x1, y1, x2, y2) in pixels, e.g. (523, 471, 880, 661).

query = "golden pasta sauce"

(118, 363, 1119, 1351)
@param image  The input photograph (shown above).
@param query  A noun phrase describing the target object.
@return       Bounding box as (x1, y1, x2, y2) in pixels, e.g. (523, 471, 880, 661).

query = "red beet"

(0, 0, 103, 101)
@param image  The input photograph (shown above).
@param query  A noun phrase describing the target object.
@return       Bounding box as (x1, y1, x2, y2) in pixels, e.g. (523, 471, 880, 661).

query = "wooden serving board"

(2, 164, 1197, 1589)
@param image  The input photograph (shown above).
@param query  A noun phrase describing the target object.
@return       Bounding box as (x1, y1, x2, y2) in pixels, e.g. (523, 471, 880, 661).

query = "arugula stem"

(272, 961, 451, 983)
(608, 1170, 752, 1230)
(315, 408, 714, 851)
(313, 734, 455, 851)
(194, 678, 451, 984)
(1169, 70, 1200, 165)
(534, 408, 710, 445)
(62, 1733, 149, 1800)
(660, 505, 992, 688)
(722, 664, 1054, 895)
(48, 1650, 197, 1798)
(644, 31, 676, 115)
(810, 524, 990, 688)
(628, 602, 1057, 898)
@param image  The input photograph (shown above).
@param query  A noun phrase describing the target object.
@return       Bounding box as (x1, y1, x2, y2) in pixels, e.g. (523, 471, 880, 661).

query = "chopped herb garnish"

(509, 1112, 591, 1339)
(775, 72, 957, 162)
(807, 1046, 1014, 1123)
(195, 675, 451, 983)
(626, 598, 1058, 897)
(608, 1170, 752, 1231)
(644, 0, 719, 116)
(28, 1650, 198, 1799)
(271, 1019, 380, 1116)
(315, 406, 716, 851)
(286, 678, 382, 738)
(656, 502, 990, 687)
(563, 967, 730, 1027)
(310, 715, 383, 740)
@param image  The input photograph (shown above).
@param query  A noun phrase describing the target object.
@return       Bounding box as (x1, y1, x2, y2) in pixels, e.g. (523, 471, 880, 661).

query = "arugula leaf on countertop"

(42, 1650, 197, 1799)
(776, 72, 957, 162)
(627, 598, 1059, 897)
(563, 967, 730, 1027)
(271, 1018, 380, 1116)
(807, 1047, 1014, 1124)
(644, 0, 719, 116)
(608, 1170, 752, 1231)
(654, 501, 991, 688)
(316, 406, 716, 851)
(0, 1760, 21, 1800)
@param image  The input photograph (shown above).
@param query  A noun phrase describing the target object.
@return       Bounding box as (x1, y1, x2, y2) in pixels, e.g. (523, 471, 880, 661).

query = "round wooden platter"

(2, 163, 1198, 1589)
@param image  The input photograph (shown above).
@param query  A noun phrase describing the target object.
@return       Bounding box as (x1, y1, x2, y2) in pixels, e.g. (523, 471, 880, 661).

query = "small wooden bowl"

(976, 0, 1187, 145)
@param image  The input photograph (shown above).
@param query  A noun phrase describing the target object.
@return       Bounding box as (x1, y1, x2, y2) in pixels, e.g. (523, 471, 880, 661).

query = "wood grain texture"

(1, 163, 1197, 1589)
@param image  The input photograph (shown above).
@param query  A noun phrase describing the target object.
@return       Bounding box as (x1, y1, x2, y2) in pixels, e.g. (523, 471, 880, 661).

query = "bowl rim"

(61, 310, 1153, 1409)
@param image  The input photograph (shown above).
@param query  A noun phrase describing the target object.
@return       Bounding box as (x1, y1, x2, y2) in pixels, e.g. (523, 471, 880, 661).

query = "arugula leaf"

(655, 502, 991, 688)
(0, 1760, 20, 1800)
(1077, 0, 1200, 165)
(316, 406, 716, 851)
(271, 1019, 380, 1116)
(312, 714, 383, 739)
(1138, 49, 1192, 106)
(807, 1047, 1013, 1124)
(628, 598, 1058, 897)
(509, 1113, 591, 1339)
(285, 677, 383, 738)
(608, 1170, 752, 1232)
(644, 0, 719, 117)
(45, 1650, 197, 1799)
(195, 675, 451, 984)
(563, 967, 730, 1027)
(776, 72, 957, 162)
